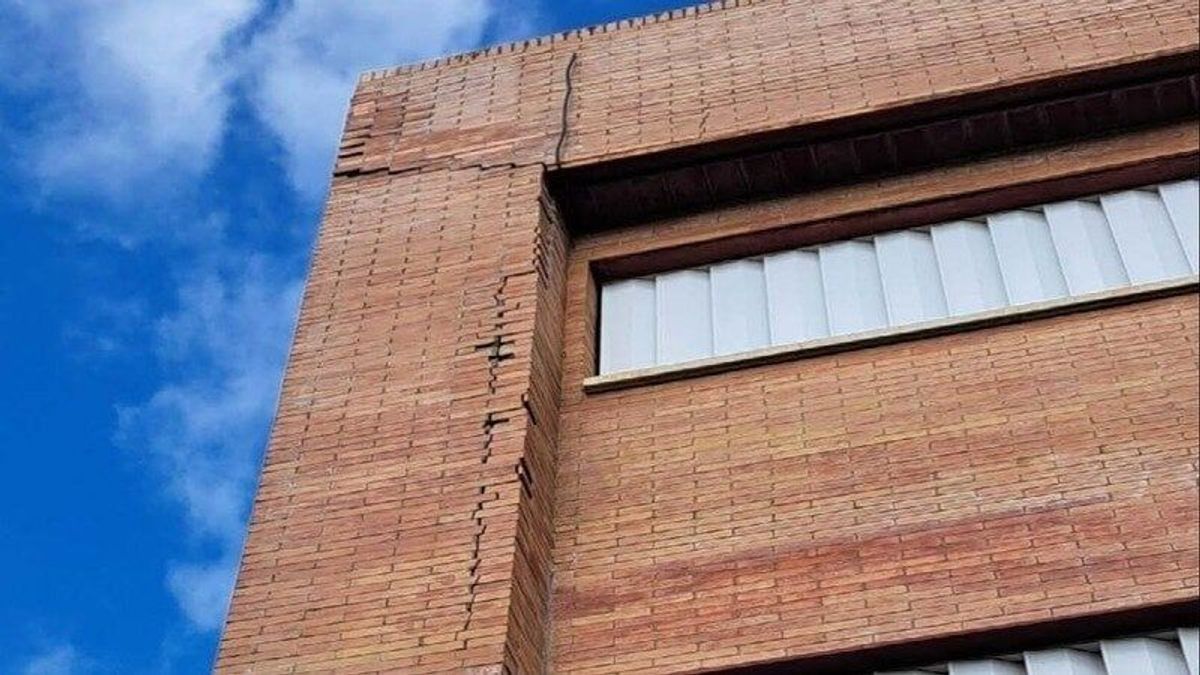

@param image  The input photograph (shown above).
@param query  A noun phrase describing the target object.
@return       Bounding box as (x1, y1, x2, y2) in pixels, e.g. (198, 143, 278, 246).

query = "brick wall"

(550, 125, 1200, 673)
(217, 0, 1199, 672)
(216, 166, 569, 672)
(553, 297, 1199, 671)
(341, 0, 1197, 174)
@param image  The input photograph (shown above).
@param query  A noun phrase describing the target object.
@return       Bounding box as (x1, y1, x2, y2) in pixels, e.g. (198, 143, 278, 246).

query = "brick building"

(215, 0, 1200, 672)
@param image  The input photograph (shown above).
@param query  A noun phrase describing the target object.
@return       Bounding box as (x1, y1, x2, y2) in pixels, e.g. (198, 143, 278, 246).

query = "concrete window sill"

(582, 275, 1199, 394)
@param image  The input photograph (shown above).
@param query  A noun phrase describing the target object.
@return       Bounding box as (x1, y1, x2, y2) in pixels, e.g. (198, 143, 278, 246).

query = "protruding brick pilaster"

(216, 162, 568, 672)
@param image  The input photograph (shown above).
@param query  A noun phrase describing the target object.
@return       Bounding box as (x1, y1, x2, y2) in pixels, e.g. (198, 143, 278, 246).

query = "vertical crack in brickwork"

(462, 269, 536, 640)
(554, 52, 579, 167)
(462, 412, 508, 636)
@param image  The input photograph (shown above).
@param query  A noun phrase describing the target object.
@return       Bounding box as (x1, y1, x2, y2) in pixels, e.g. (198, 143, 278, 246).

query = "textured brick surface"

(217, 0, 1199, 672)
(551, 126, 1200, 673)
(217, 166, 569, 673)
(340, 0, 1198, 174)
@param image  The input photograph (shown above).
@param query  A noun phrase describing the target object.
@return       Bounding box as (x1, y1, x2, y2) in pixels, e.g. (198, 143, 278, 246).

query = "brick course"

(217, 0, 1199, 672)
(341, 0, 1197, 174)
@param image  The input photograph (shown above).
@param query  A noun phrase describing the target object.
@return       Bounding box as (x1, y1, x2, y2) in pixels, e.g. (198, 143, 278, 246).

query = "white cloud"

(63, 297, 150, 359)
(118, 259, 303, 544)
(87, 0, 505, 632)
(116, 257, 304, 630)
(166, 555, 241, 632)
(247, 0, 494, 197)
(11, 0, 258, 199)
(21, 644, 85, 675)
(8, 0, 498, 202)
(4, 0, 520, 637)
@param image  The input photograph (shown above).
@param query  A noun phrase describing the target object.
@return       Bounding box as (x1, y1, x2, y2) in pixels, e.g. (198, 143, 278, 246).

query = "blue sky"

(0, 1, 696, 672)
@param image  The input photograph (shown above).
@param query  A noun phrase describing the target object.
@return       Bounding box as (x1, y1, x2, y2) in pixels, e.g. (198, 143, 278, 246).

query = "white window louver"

(1101, 638, 1193, 675)
(821, 240, 889, 335)
(949, 660, 1026, 675)
(1159, 181, 1200, 273)
(1025, 649, 1106, 675)
(876, 229, 949, 325)
(597, 179, 1199, 376)
(989, 210, 1069, 304)
(763, 249, 829, 343)
(710, 258, 770, 355)
(1043, 200, 1129, 295)
(655, 269, 713, 365)
(1180, 628, 1200, 675)
(873, 627, 1199, 675)
(598, 278, 655, 374)
(931, 220, 1010, 314)
(1101, 190, 1193, 284)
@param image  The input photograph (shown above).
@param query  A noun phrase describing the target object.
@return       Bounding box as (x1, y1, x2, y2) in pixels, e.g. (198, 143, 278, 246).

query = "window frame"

(583, 159, 1200, 393)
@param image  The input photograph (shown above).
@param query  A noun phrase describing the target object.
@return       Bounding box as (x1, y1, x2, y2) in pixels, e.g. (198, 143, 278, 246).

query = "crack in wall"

(461, 269, 538, 641)
(462, 411, 508, 636)
(336, 158, 562, 180)
(554, 52, 579, 166)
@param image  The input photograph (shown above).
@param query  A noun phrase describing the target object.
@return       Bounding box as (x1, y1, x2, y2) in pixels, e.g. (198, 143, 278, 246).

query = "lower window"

(874, 627, 1198, 675)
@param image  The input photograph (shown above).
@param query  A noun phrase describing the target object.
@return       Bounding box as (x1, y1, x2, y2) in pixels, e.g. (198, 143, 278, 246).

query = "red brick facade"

(216, 1, 1199, 672)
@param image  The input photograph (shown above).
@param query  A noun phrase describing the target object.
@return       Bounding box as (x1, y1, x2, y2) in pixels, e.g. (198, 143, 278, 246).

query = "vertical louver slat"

(949, 659, 1026, 675)
(711, 258, 771, 355)
(1100, 190, 1193, 284)
(599, 279, 656, 374)
(655, 269, 713, 365)
(1101, 638, 1190, 675)
(1043, 200, 1129, 295)
(1179, 628, 1199, 675)
(763, 249, 829, 344)
(1024, 649, 1106, 675)
(1159, 180, 1200, 274)
(876, 229, 949, 325)
(819, 240, 889, 336)
(989, 210, 1069, 304)
(931, 221, 1009, 314)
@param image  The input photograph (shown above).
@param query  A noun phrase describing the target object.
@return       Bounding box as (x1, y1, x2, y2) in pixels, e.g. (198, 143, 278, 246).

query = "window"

(597, 179, 1200, 376)
(872, 627, 1198, 675)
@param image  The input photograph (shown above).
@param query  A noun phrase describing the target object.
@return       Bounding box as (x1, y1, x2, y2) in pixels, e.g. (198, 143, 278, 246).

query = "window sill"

(582, 275, 1199, 394)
